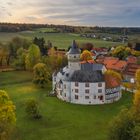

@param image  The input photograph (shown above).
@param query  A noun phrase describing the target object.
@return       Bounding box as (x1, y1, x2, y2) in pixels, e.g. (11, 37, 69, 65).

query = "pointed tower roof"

(68, 40, 80, 54)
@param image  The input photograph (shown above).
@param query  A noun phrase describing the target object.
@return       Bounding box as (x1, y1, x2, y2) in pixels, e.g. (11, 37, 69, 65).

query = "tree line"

(0, 23, 140, 34)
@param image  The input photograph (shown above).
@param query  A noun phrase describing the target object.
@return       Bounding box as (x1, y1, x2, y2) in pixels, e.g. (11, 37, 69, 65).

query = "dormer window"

(66, 73, 69, 77)
(98, 83, 102, 87)
(75, 82, 79, 87)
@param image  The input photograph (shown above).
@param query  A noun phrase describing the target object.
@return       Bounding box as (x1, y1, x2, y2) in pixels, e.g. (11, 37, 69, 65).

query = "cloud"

(0, 0, 140, 26)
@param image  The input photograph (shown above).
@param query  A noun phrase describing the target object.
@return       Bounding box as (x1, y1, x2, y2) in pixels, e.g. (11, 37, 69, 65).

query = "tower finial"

(72, 40, 77, 48)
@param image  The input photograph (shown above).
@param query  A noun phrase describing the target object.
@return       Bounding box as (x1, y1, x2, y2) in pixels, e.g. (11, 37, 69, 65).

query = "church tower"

(67, 40, 81, 70)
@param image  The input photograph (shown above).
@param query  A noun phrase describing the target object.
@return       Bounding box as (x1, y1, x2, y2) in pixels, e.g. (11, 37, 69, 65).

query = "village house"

(91, 47, 108, 56)
(52, 41, 122, 105)
(123, 63, 140, 82)
(96, 57, 127, 73)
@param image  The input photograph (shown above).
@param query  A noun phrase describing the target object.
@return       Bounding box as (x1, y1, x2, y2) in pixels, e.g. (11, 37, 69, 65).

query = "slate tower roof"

(68, 40, 80, 54)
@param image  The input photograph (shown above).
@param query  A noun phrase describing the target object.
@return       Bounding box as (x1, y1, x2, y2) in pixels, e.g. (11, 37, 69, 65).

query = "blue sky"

(0, 0, 140, 26)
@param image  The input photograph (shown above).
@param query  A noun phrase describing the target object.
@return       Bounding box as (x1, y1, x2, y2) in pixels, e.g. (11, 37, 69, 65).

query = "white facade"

(53, 78, 122, 105)
(52, 41, 122, 105)
(68, 53, 81, 70)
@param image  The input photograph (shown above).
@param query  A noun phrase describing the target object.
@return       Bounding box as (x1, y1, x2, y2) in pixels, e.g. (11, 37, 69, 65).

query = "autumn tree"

(25, 44, 41, 70)
(108, 70, 140, 140)
(33, 63, 50, 88)
(0, 90, 16, 140)
(111, 45, 131, 60)
(135, 69, 140, 89)
(47, 47, 66, 71)
(80, 50, 93, 61)
(108, 108, 135, 140)
(0, 44, 10, 67)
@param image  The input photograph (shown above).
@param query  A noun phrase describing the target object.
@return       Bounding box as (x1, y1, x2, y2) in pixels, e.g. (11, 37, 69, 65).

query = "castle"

(52, 41, 122, 105)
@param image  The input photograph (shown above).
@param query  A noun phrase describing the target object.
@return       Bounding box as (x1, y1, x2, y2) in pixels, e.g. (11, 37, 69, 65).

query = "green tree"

(33, 63, 50, 88)
(33, 37, 48, 56)
(0, 90, 16, 140)
(25, 98, 41, 119)
(8, 37, 31, 58)
(25, 44, 41, 70)
(12, 48, 27, 70)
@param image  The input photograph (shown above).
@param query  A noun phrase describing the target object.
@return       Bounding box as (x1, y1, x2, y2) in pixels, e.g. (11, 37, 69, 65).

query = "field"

(0, 71, 133, 140)
(0, 28, 122, 49)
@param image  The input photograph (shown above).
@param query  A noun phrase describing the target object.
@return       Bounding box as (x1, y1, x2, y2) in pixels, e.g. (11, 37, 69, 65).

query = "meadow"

(0, 71, 132, 140)
(0, 29, 121, 49)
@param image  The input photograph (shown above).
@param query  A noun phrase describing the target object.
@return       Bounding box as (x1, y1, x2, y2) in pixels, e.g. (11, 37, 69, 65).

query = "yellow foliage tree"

(105, 70, 122, 82)
(133, 90, 140, 113)
(131, 50, 140, 57)
(25, 44, 41, 70)
(0, 90, 16, 140)
(33, 63, 50, 88)
(135, 69, 140, 89)
(80, 50, 93, 61)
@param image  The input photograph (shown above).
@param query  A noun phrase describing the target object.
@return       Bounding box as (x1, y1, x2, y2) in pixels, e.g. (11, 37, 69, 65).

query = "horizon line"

(0, 22, 140, 28)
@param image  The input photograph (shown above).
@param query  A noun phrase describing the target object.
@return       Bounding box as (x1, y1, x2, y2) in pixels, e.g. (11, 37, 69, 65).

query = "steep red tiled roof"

(123, 63, 140, 76)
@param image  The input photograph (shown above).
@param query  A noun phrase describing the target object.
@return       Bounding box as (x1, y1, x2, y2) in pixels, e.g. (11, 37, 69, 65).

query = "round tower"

(67, 40, 81, 70)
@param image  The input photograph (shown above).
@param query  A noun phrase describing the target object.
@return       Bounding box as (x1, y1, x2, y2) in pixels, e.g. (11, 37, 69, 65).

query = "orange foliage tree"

(80, 50, 93, 61)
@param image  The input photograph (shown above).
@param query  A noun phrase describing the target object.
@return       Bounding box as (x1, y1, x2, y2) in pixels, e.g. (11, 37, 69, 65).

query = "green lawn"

(0, 71, 133, 140)
(0, 31, 121, 49)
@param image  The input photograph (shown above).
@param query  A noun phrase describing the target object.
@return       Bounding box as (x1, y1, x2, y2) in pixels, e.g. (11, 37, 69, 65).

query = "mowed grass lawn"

(0, 30, 120, 48)
(0, 71, 132, 140)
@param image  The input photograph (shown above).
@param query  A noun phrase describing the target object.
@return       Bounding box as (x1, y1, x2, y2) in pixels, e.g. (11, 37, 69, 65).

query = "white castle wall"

(70, 82, 105, 105)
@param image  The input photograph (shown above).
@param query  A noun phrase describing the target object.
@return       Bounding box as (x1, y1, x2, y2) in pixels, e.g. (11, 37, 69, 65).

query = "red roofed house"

(126, 56, 137, 64)
(97, 57, 127, 73)
(123, 63, 140, 82)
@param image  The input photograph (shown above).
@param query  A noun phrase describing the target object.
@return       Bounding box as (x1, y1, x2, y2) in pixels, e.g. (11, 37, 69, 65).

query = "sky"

(0, 0, 140, 27)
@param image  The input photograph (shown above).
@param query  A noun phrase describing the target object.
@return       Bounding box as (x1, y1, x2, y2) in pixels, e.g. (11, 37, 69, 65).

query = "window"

(75, 82, 79, 87)
(65, 93, 66, 97)
(99, 95, 103, 101)
(75, 89, 79, 93)
(98, 89, 102, 93)
(66, 73, 69, 77)
(75, 95, 78, 100)
(74, 56, 76, 58)
(85, 96, 89, 99)
(85, 89, 89, 94)
(85, 83, 89, 87)
(59, 84, 61, 88)
(98, 83, 102, 87)
(94, 95, 96, 99)
(64, 85, 66, 89)
(54, 78, 56, 81)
